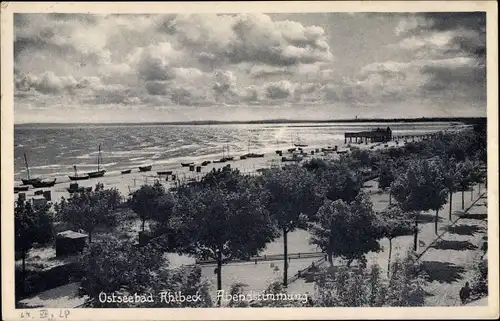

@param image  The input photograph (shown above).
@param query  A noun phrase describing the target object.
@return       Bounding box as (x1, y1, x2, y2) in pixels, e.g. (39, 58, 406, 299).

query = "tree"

(15, 199, 54, 291)
(443, 158, 462, 220)
(78, 236, 212, 308)
(378, 161, 396, 204)
(384, 252, 426, 306)
(262, 165, 322, 287)
(96, 183, 122, 211)
(456, 160, 474, 210)
(172, 185, 276, 306)
(309, 192, 383, 267)
(350, 148, 372, 168)
(147, 192, 179, 250)
(198, 167, 251, 193)
(423, 158, 448, 235)
(55, 184, 118, 243)
(128, 181, 166, 232)
(379, 206, 413, 276)
(303, 158, 331, 172)
(391, 159, 445, 251)
(319, 162, 363, 203)
(469, 162, 485, 198)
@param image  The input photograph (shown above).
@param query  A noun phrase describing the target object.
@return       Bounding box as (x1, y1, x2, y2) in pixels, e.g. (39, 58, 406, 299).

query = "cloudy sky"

(14, 12, 486, 123)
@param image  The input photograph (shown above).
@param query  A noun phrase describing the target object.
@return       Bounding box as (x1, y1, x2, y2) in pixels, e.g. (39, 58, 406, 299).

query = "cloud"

(393, 12, 486, 61)
(371, 12, 487, 105)
(265, 80, 295, 99)
(13, 13, 486, 118)
(16, 71, 80, 94)
(248, 65, 292, 78)
(162, 14, 334, 68)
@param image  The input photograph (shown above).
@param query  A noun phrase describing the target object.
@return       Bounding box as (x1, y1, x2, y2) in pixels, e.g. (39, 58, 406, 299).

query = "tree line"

(15, 123, 486, 307)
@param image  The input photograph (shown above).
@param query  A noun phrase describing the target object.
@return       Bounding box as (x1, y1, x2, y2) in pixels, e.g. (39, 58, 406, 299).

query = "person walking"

(459, 282, 471, 305)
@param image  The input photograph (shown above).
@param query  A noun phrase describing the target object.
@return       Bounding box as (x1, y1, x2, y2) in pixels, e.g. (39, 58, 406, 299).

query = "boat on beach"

(223, 144, 234, 161)
(69, 165, 90, 181)
(292, 132, 308, 147)
(31, 178, 57, 188)
(86, 144, 106, 178)
(139, 165, 152, 172)
(121, 169, 132, 174)
(214, 145, 233, 163)
(241, 140, 265, 158)
(201, 160, 211, 166)
(157, 170, 173, 176)
(21, 153, 42, 185)
(181, 162, 194, 167)
(244, 153, 265, 158)
(275, 139, 282, 155)
(21, 177, 41, 186)
(14, 185, 29, 193)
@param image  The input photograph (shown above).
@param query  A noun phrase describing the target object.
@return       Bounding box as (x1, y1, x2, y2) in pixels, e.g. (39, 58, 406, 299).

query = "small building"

(345, 126, 392, 144)
(56, 230, 88, 257)
(32, 195, 48, 208)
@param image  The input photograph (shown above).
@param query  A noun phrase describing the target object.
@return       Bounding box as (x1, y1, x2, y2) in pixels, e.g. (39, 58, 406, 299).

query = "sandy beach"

(15, 139, 403, 205)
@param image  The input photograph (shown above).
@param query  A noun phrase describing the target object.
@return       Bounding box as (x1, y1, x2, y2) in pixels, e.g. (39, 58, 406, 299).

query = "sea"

(13, 122, 466, 181)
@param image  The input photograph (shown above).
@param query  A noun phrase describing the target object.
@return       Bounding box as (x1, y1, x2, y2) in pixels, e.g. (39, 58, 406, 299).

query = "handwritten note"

(20, 309, 70, 320)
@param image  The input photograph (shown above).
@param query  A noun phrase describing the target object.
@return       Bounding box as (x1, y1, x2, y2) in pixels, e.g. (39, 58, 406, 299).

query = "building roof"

(57, 230, 88, 239)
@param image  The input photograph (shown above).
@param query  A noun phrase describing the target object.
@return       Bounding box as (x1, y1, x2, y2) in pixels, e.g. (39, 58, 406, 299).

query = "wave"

(29, 164, 63, 170)
(128, 157, 146, 161)
(70, 162, 118, 168)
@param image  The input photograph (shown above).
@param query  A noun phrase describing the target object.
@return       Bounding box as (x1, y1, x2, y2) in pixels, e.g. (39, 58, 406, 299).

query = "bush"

(313, 252, 426, 307)
(15, 262, 83, 301)
(470, 259, 488, 298)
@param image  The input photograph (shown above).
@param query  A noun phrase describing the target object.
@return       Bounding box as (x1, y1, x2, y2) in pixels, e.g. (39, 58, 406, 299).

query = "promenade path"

(287, 183, 488, 305)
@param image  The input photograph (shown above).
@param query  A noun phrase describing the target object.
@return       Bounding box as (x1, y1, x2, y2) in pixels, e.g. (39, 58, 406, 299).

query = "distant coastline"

(15, 117, 486, 127)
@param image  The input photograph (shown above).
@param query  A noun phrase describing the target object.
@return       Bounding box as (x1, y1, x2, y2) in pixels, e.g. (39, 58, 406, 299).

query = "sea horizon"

(13, 116, 487, 127)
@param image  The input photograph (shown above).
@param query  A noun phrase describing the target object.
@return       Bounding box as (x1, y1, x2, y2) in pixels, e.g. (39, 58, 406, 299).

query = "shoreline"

(15, 139, 404, 204)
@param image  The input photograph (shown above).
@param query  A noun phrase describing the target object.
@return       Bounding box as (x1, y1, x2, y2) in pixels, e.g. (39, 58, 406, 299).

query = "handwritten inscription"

(20, 309, 70, 320)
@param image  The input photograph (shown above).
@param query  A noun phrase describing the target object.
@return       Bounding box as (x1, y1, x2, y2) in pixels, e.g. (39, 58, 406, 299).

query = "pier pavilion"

(344, 127, 392, 144)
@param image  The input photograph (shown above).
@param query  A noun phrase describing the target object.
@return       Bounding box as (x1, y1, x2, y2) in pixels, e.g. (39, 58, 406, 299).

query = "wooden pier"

(344, 127, 442, 144)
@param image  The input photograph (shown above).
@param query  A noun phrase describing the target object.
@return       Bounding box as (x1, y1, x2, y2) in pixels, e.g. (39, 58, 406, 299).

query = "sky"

(13, 12, 487, 123)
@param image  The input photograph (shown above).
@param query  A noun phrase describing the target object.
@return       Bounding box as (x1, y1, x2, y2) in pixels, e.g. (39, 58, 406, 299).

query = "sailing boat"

(294, 132, 308, 147)
(224, 144, 234, 161)
(69, 165, 90, 181)
(287, 133, 297, 153)
(275, 139, 282, 155)
(21, 153, 41, 185)
(87, 144, 106, 178)
(213, 146, 227, 163)
(243, 140, 264, 158)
